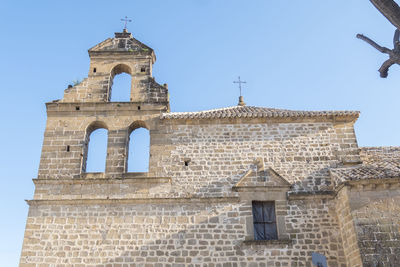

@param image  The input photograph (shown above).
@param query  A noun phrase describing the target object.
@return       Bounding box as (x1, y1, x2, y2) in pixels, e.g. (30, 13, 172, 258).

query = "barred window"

(252, 201, 278, 240)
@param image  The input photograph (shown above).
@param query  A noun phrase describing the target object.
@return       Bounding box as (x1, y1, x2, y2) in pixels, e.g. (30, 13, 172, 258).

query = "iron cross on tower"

(233, 76, 247, 106)
(121, 16, 132, 31)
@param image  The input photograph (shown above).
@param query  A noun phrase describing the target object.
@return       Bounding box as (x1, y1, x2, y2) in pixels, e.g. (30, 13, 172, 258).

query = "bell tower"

(34, 30, 170, 180)
(62, 29, 169, 107)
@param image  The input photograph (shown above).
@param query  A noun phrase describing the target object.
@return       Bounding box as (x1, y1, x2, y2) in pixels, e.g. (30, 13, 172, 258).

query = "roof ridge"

(169, 105, 241, 114)
(361, 146, 400, 150)
(161, 105, 360, 120)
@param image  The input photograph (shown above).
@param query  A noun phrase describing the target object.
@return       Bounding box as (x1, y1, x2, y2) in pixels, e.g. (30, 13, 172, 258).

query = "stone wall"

(346, 181, 400, 266)
(27, 99, 361, 266)
(20, 197, 346, 266)
(152, 119, 359, 196)
(335, 186, 363, 266)
(37, 107, 359, 193)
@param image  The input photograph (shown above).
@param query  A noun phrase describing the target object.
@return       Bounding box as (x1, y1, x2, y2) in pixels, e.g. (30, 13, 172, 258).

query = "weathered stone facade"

(19, 30, 400, 267)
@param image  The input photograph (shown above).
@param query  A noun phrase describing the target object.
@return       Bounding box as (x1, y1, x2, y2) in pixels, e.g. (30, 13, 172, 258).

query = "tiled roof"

(160, 106, 360, 120)
(331, 147, 400, 185)
(360, 146, 400, 165)
(331, 164, 400, 183)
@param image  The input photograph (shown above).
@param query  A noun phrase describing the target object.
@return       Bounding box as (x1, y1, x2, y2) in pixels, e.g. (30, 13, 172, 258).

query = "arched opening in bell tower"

(127, 121, 150, 172)
(109, 64, 132, 102)
(83, 121, 108, 173)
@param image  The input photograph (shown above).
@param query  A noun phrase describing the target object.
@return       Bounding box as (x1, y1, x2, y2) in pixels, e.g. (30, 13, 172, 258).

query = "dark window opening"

(137, 106, 141, 110)
(66, 145, 70, 152)
(141, 67, 146, 73)
(184, 159, 190, 166)
(93, 68, 97, 73)
(252, 201, 278, 240)
(75, 106, 80, 111)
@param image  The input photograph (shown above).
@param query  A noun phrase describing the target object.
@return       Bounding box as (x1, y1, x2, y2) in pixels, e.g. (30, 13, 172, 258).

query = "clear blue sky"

(1, 0, 399, 265)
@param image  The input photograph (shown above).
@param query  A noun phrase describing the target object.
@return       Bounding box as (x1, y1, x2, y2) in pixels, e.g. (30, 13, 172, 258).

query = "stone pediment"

(233, 159, 290, 192)
(89, 32, 153, 53)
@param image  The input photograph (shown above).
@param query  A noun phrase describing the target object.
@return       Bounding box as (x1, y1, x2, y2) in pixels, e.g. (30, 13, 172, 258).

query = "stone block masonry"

(346, 182, 400, 266)
(20, 198, 346, 266)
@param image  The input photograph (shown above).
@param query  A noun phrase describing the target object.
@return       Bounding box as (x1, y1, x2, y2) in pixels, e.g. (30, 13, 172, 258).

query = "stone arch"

(108, 63, 133, 101)
(128, 120, 149, 132)
(82, 121, 109, 173)
(127, 121, 150, 172)
(111, 63, 132, 77)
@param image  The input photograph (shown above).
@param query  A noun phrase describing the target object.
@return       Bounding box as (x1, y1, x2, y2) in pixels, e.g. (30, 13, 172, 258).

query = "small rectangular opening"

(137, 106, 141, 110)
(141, 67, 146, 73)
(75, 106, 80, 111)
(66, 145, 70, 152)
(93, 68, 97, 73)
(184, 159, 191, 166)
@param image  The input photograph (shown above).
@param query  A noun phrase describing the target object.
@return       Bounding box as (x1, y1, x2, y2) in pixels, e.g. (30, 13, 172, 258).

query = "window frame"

(252, 201, 278, 241)
(239, 191, 290, 243)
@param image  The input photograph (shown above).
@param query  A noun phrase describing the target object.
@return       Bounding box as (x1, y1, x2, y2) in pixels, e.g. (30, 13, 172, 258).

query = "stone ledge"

(287, 191, 335, 200)
(232, 185, 290, 192)
(33, 176, 171, 185)
(81, 172, 162, 180)
(242, 239, 293, 247)
(344, 177, 400, 186)
(26, 197, 240, 206)
(46, 101, 169, 112)
(335, 178, 400, 193)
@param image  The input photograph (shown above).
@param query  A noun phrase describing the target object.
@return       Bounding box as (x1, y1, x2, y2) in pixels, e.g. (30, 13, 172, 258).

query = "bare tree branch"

(359, 1, 400, 77)
(379, 58, 396, 77)
(356, 34, 391, 53)
(394, 29, 400, 46)
(370, 0, 400, 30)
(356, 30, 400, 78)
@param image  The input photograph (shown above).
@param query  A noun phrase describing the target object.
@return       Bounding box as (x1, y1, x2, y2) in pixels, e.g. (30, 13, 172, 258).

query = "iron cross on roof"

(121, 16, 132, 30)
(233, 76, 246, 97)
(233, 76, 247, 106)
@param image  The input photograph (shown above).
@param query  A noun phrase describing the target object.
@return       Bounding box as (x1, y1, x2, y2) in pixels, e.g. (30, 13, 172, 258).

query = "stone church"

(19, 29, 400, 267)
